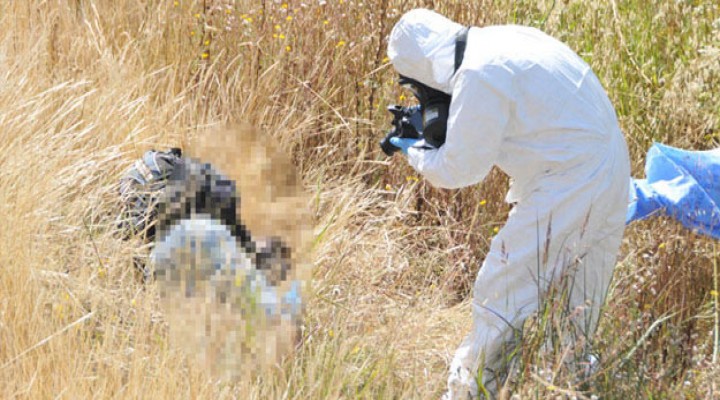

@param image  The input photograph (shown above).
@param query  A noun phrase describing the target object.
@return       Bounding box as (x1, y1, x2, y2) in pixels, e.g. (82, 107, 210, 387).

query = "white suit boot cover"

(445, 359, 479, 400)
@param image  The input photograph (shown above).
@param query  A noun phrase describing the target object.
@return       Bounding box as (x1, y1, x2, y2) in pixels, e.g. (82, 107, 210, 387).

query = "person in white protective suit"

(386, 9, 630, 399)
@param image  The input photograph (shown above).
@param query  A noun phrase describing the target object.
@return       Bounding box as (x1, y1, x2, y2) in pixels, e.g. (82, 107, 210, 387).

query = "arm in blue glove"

(389, 137, 422, 155)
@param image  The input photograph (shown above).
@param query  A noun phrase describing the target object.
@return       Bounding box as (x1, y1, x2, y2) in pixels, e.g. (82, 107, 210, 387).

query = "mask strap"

(454, 27, 470, 73)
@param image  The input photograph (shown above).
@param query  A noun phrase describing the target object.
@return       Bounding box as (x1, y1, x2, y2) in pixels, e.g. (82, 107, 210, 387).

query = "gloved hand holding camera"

(380, 75, 453, 156)
(389, 137, 421, 155)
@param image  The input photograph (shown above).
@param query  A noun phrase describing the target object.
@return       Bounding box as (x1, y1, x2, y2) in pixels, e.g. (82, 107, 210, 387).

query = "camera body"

(380, 104, 423, 156)
(380, 76, 451, 156)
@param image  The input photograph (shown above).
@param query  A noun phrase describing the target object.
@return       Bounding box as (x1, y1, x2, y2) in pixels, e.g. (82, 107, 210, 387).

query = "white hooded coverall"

(388, 9, 630, 398)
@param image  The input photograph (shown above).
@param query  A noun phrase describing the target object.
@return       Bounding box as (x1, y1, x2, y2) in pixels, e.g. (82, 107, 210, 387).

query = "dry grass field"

(1, 0, 719, 398)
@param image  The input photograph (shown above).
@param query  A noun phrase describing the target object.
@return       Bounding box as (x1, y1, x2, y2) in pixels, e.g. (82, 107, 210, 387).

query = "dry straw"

(0, 0, 719, 398)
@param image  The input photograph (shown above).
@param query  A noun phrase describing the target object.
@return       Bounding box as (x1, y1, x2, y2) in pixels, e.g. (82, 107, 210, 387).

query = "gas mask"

(398, 75, 452, 149)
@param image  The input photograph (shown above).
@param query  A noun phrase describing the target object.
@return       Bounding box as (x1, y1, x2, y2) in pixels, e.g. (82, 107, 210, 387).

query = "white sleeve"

(407, 70, 511, 189)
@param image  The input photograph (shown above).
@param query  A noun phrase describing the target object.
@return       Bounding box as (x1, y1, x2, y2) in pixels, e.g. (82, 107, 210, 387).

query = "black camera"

(380, 104, 423, 156)
(380, 76, 451, 156)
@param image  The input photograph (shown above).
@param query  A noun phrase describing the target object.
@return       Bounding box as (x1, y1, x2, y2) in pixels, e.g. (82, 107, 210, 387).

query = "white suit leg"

(447, 161, 628, 399)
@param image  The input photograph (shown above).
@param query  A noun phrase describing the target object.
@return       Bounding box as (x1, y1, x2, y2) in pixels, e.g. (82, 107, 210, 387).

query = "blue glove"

(389, 137, 421, 155)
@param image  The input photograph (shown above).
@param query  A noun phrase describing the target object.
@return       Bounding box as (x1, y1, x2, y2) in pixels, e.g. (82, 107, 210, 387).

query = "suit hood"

(387, 9, 465, 94)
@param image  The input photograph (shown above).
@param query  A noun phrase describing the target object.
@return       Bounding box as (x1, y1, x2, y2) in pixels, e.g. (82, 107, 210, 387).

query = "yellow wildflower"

(201, 52, 209, 59)
(336, 40, 346, 47)
(493, 227, 499, 234)
(385, 184, 392, 191)
(479, 199, 487, 206)
(173, 1, 179, 7)
(190, 30, 195, 36)
(194, 13, 200, 18)
(323, 19, 329, 25)
(54, 303, 64, 318)
(285, 45, 292, 52)
(399, 94, 406, 101)
(279, 33, 286, 39)
(286, 15, 293, 21)
(204, 39, 210, 46)
(329, 329, 335, 338)
(274, 24, 281, 30)
(281, 3, 288, 9)
(382, 56, 390, 63)
(711, 290, 719, 297)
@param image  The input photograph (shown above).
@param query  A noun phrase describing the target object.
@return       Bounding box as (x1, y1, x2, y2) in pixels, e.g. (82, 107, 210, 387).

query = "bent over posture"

(387, 9, 630, 399)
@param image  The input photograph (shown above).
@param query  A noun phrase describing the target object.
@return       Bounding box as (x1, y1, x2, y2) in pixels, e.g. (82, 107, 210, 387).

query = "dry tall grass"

(0, 0, 719, 398)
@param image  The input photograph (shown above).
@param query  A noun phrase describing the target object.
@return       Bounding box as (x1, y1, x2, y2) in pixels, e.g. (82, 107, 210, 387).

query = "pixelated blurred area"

(186, 124, 312, 280)
(151, 125, 312, 382)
